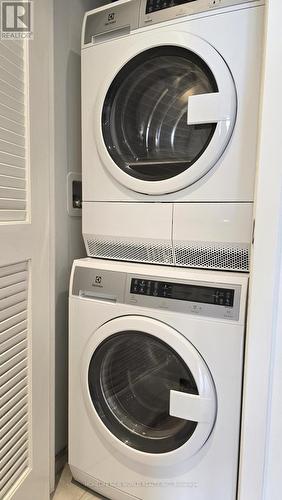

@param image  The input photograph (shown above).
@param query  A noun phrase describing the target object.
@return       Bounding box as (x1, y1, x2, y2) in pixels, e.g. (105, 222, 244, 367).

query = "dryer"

(82, 0, 264, 271)
(69, 258, 248, 500)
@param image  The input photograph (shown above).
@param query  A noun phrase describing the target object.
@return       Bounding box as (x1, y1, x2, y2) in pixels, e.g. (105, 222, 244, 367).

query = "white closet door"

(0, 1, 52, 499)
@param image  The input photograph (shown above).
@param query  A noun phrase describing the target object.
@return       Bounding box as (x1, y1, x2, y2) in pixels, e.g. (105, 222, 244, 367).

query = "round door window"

(88, 331, 199, 454)
(102, 46, 218, 182)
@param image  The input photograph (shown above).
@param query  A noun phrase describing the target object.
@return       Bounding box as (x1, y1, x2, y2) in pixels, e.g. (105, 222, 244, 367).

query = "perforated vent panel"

(174, 241, 249, 271)
(85, 235, 250, 271)
(0, 261, 30, 499)
(86, 236, 173, 265)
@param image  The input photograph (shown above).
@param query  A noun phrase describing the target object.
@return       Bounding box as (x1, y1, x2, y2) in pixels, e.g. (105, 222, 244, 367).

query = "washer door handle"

(187, 92, 234, 125)
(169, 390, 214, 423)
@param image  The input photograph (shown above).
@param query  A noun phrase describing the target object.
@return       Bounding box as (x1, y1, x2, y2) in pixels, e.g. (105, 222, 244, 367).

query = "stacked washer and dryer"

(69, 1, 264, 499)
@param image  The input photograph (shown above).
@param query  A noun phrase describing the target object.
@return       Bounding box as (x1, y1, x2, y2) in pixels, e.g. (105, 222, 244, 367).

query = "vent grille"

(86, 236, 173, 265)
(174, 241, 249, 271)
(0, 261, 30, 499)
(86, 235, 249, 272)
(0, 40, 28, 222)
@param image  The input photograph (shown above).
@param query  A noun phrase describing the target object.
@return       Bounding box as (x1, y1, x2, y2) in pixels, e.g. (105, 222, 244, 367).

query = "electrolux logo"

(105, 11, 116, 26)
(1, 1, 34, 39)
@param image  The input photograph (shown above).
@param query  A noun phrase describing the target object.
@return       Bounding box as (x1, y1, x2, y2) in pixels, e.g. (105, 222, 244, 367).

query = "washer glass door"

(88, 330, 210, 453)
(102, 46, 218, 182)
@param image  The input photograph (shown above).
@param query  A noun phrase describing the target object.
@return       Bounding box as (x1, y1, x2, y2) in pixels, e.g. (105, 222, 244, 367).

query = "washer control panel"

(82, 0, 261, 46)
(145, 0, 197, 15)
(72, 266, 242, 321)
(130, 278, 234, 307)
(127, 274, 240, 320)
(140, 0, 260, 28)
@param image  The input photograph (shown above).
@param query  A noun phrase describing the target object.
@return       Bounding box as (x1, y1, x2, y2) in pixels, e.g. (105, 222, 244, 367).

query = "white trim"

(238, 1, 282, 498)
(48, 0, 56, 492)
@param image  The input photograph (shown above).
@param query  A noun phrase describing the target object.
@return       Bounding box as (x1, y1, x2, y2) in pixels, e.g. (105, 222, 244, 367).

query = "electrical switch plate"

(67, 172, 82, 217)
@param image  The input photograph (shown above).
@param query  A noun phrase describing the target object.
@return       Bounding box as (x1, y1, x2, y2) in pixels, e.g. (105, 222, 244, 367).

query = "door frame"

(238, 1, 282, 499)
(29, 0, 55, 493)
(30, 0, 55, 494)
(46, 0, 55, 493)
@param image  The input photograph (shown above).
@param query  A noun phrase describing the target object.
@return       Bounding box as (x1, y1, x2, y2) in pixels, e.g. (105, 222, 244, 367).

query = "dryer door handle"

(187, 92, 234, 125)
(169, 390, 214, 423)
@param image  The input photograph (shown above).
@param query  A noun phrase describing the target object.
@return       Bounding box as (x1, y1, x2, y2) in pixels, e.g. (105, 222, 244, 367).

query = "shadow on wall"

(55, 288, 69, 456)
(67, 50, 86, 260)
(55, 49, 86, 458)
(67, 50, 82, 176)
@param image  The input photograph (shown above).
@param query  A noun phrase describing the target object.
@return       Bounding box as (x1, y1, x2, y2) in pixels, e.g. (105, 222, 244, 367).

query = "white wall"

(53, 0, 105, 455)
(238, 1, 282, 498)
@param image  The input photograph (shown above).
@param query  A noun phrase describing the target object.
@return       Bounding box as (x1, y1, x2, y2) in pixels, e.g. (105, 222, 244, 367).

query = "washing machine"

(69, 258, 248, 500)
(81, 0, 264, 272)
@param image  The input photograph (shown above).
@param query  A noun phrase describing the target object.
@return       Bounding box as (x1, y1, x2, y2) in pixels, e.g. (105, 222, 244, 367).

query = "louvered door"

(0, 263, 29, 497)
(0, 39, 27, 223)
(0, 1, 52, 499)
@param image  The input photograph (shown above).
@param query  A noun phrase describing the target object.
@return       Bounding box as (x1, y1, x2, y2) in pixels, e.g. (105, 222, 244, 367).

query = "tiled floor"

(51, 465, 106, 500)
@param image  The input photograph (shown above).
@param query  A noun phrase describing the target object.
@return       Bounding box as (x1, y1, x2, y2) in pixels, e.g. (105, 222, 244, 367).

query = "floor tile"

(52, 482, 85, 500)
(81, 492, 106, 499)
(52, 465, 85, 500)
(51, 465, 109, 500)
(59, 465, 73, 485)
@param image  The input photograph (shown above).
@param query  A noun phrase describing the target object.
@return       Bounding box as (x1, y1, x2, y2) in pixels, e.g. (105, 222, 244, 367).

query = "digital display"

(131, 279, 234, 307)
(146, 0, 197, 15)
(170, 283, 234, 306)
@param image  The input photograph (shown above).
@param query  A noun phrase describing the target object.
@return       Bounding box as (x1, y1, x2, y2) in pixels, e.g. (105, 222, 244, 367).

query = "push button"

(191, 304, 202, 314)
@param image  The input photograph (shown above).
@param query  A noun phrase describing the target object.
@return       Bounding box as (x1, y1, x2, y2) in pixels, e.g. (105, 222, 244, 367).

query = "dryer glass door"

(102, 46, 218, 182)
(88, 331, 200, 453)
